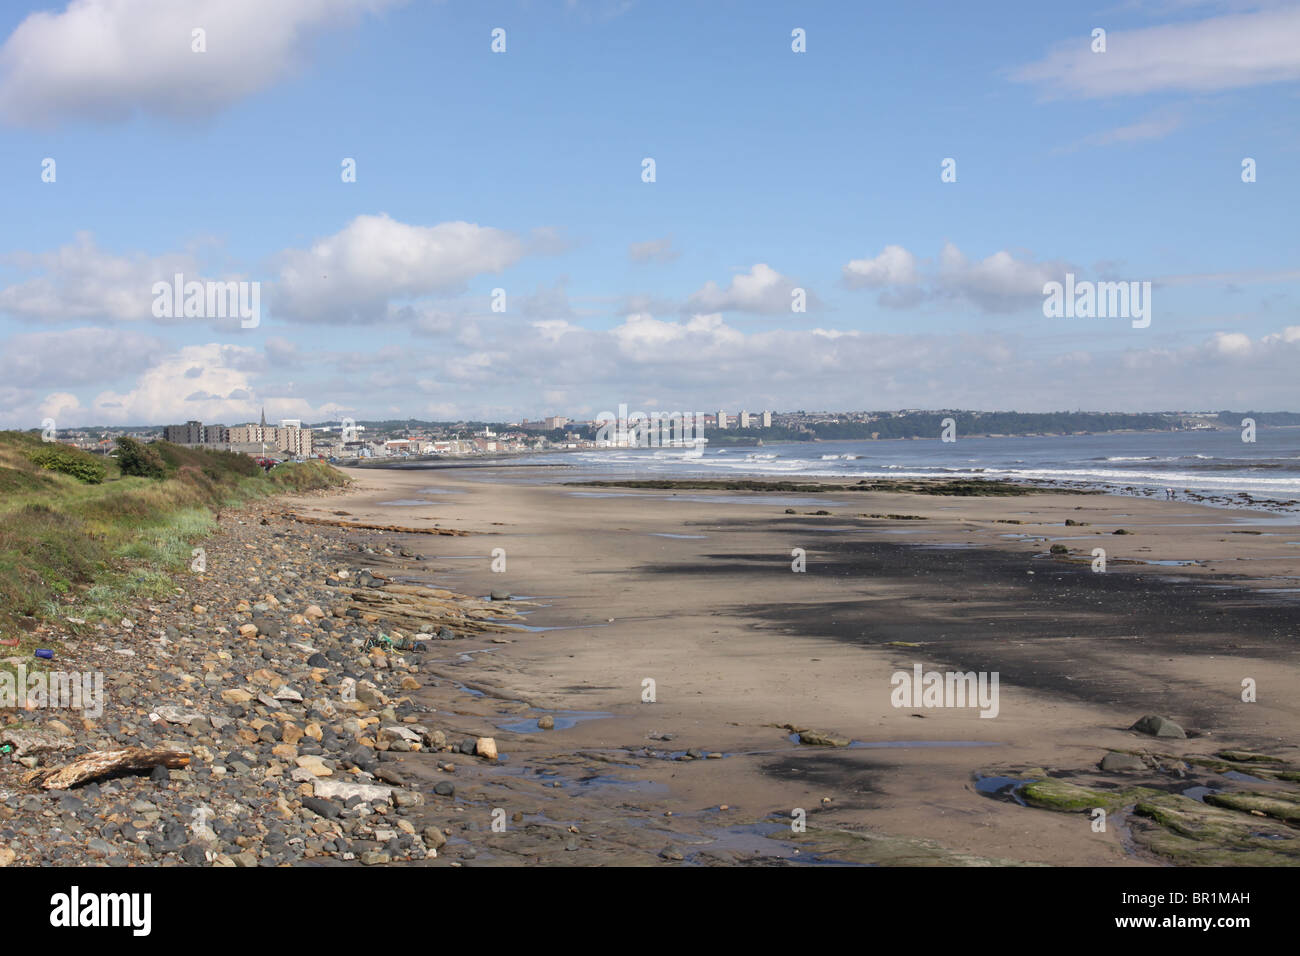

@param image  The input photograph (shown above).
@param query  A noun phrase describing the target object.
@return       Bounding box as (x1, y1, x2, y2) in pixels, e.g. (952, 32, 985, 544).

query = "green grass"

(0, 431, 350, 638)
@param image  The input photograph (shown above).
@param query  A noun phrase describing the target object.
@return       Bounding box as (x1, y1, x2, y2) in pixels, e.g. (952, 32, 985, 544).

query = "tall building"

(164, 420, 204, 444)
(716, 410, 727, 429)
(761, 410, 772, 428)
(740, 410, 751, 428)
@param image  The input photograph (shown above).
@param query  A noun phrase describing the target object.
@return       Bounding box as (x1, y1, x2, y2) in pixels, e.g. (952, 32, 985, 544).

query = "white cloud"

(842, 242, 1070, 313)
(0, 232, 196, 322)
(843, 245, 919, 288)
(0, 326, 165, 386)
(89, 343, 264, 423)
(0, 0, 404, 126)
(686, 263, 813, 315)
(274, 214, 534, 323)
(937, 242, 1068, 313)
(1011, 7, 1300, 98)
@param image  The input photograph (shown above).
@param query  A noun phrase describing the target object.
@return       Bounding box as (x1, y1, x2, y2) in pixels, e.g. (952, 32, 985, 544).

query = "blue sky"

(1, 0, 1297, 428)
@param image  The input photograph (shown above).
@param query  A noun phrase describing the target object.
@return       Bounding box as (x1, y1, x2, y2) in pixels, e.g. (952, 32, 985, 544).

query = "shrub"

(25, 444, 107, 484)
(115, 437, 167, 479)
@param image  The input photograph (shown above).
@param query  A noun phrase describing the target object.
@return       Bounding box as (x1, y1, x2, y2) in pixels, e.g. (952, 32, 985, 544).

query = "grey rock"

(1130, 715, 1186, 739)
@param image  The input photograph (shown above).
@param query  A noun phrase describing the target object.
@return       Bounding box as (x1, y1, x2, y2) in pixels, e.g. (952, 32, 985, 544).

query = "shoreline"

(304, 464, 1300, 865)
(3, 465, 1298, 866)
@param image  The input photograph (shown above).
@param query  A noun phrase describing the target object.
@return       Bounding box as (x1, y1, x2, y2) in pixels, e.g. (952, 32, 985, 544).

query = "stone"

(379, 726, 420, 746)
(537, 715, 555, 730)
(152, 705, 205, 726)
(475, 737, 498, 760)
(1, 729, 73, 757)
(422, 827, 447, 849)
(301, 797, 341, 819)
(313, 779, 395, 805)
(1100, 752, 1148, 773)
(798, 730, 851, 747)
(294, 755, 333, 777)
(1131, 715, 1186, 739)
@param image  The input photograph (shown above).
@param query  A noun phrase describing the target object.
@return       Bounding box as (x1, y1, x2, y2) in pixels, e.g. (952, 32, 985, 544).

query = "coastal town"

(32, 409, 1262, 465)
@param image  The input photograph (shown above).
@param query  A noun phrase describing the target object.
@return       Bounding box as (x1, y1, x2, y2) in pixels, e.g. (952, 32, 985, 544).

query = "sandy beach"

(271, 464, 1300, 866)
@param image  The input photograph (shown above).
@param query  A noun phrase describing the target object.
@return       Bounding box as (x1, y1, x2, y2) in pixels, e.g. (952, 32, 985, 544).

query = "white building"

(740, 410, 751, 428)
(716, 410, 728, 430)
(761, 410, 772, 428)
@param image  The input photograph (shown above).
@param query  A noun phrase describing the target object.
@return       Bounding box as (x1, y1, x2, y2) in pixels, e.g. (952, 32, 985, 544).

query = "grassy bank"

(0, 431, 349, 639)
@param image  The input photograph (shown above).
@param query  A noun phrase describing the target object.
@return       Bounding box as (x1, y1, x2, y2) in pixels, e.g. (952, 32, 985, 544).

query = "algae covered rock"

(1130, 794, 1300, 866)
(1020, 777, 1159, 812)
(1203, 790, 1300, 825)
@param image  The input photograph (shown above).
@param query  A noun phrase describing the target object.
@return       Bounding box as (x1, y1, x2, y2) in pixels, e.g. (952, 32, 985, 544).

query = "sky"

(0, 0, 1297, 429)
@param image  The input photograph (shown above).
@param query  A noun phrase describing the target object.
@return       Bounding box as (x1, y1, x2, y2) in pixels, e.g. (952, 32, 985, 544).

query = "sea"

(511, 427, 1300, 510)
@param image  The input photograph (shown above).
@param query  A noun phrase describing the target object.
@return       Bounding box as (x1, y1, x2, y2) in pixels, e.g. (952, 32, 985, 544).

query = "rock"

(356, 684, 386, 709)
(659, 845, 684, 861)
(273, 685, 304, 702)
(1131, 715, 1186, 739)
(422, 826, 447, 849)
(433, 781, 455, 797)
(152, 705, 205, 726)
(0, 848, 15, 867)
(294, 755, 333, 777)
(797, 730, 850, 747)
(221, 689, 254, 705)
(238, 623, 259, 638)
(304, 605, 325, 620)
(373, 766, 407, 787)
(360, 850, 390, 865)
(475, 737, 498, 760)
(307, 653, 329, 668)
(301, 797, 341, 819)
(1100, 752, 1147, 772)
(378, 726, 420, 746)
(489, 590, 510, 601)
(1, 729, 73, 757)
(313, 779, 395, 805)
(537, 715, 555, 730)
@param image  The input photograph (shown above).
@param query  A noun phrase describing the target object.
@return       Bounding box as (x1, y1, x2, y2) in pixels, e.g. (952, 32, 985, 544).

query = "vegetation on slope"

(0, 431, 349, 639)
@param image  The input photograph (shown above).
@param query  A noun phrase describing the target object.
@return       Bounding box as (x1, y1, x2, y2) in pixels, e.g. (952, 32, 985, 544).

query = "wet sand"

(282, 466, 1300, 865)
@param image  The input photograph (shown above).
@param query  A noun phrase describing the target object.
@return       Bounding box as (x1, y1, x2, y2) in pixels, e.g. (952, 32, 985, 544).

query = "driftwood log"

(24, 748, 190, 790)
(280, 513, 472, 536)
